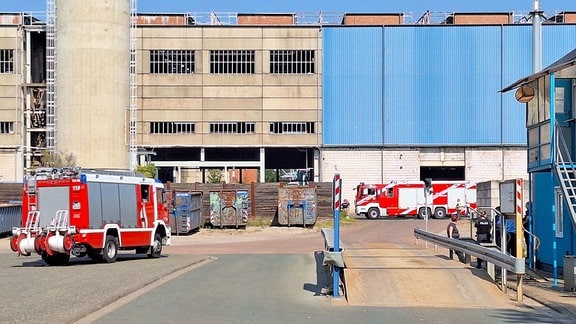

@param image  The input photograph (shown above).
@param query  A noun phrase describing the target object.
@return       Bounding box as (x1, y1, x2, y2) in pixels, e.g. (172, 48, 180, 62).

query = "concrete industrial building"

(1, 2, 576, 204)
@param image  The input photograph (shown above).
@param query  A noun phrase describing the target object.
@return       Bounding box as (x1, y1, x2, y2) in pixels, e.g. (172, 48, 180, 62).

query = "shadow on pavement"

(303, 250, 332, 296)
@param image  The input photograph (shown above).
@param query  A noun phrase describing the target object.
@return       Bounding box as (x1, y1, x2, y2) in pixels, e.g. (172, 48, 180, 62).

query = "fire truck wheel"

(433, 208, 447, 219)
(417, 207, 431, 219)
(148, 233, 162, 258)
(42, 252, 70, 266)
(367, 208, 380, 219)
(103, 235, 119, 263)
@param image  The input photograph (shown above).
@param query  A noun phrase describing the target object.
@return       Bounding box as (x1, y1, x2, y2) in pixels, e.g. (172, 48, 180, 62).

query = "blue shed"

(502, 49, 576, 272)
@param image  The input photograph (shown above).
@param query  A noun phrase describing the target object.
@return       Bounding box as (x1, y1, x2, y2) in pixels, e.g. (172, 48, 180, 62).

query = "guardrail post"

(332, 173, 341, 298)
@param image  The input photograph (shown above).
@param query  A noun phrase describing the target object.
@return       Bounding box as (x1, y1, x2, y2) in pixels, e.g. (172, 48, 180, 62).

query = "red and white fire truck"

(354, 180, 477, 219)
(10, 168, 171, 266)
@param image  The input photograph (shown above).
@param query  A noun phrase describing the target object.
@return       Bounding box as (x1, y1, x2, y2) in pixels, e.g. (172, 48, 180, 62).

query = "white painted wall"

(321, 147, 529, 214)
(0, 151, 23, 182)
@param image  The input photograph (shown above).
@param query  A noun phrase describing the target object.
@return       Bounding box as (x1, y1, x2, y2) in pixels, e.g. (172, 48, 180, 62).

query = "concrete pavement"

(507, 271, 576, 318)
(338, 223, 576, 318)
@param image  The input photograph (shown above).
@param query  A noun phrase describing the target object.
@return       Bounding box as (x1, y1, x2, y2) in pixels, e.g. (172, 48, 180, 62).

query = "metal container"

(170, 191, 202, 235)
(0, 203, 21, 235)
(209, 190, 249, 228)
(278, 185, 317, 227)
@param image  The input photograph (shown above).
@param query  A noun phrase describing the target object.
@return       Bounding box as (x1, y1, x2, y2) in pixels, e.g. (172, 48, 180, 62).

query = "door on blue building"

(555, 79, 574, 161)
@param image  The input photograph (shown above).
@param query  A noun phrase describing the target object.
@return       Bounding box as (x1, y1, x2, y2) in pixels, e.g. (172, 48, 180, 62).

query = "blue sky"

(1, 0, 575, 14)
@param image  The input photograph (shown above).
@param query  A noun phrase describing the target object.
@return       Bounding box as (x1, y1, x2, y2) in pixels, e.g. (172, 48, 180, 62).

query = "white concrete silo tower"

(55, 0, 131, 169)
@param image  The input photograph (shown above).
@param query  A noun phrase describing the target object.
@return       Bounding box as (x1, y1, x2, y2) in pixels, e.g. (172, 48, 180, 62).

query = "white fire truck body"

(10, 168, 171, 266)
(354, 181, 477, 219)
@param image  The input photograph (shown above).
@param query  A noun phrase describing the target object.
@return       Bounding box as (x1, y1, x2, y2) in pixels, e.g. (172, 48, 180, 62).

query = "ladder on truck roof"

(81, 169, 143, 177)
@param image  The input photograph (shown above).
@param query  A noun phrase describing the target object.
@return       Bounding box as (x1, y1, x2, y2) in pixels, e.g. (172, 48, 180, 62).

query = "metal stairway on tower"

(554, 124, 576, 227)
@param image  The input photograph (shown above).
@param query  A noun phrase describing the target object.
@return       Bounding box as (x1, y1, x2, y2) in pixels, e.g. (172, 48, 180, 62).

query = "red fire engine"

(10, 168, 171, 266)
(354, 180, 477, 219)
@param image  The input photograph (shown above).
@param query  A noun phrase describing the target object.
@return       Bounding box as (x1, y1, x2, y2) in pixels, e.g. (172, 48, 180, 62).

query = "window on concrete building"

(150, 122, 195, 134)
(150, 50, 195, 74)
(210, 50, 255, 74)
(210, 122, 255, 134)
(270, 50, 315, 74)
(0, 50, 14, 73)
(269, 121, 315, 134)
(0, 122, 14, 134)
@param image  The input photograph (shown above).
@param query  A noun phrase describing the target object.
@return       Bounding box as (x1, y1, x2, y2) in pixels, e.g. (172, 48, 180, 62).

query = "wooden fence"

(0, 181, 337, 226)
(167, 182, 334, 225)
(0, 183, 22, 203)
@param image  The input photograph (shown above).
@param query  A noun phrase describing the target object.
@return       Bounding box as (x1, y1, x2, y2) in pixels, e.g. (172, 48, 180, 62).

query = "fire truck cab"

(354, 180, 477, 219)
(10, 168, 171, 266)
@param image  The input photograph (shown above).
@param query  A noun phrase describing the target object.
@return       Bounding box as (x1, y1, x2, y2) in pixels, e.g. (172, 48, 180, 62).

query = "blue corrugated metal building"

(323, 23, 576, 271)
(323, 24, 576, 146)
(502, 48, 576, 272)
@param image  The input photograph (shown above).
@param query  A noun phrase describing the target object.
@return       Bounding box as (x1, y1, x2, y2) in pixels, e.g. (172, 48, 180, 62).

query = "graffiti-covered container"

(209, 190, 249, 228)
(278, 184, 317, 227)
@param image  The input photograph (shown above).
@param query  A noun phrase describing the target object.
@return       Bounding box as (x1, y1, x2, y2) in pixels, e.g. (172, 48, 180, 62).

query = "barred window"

(0, 121, 14, 134)
(269, 122, 315, 134)
(210, 122, 255, 134)
(210, 50, 255, 74)
(270, 50, 315, 74)
(150, 50, 195, 74)
(0, 50, 14, 74)
(150, 122, 195, 134)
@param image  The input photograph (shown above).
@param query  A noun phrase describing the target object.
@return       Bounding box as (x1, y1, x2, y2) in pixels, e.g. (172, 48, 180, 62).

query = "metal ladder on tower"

(46, 0, 57, 151)
(129, 0, 138, 170)
(554, 123, 576, 227)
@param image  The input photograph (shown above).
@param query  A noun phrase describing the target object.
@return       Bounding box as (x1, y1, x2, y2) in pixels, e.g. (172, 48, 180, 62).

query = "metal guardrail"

(320, 228, 345, 270)
(320, 227, 346, 298)
(321, 227, 344, 252)
(414, 228, 525, 274)
(414, 227, 526, 301)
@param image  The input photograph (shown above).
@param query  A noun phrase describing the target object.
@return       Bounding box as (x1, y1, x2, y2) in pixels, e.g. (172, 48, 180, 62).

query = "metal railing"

(414, 228, 526, 301)
(414, 228, 525, 273)
(13, 10, 571, 26)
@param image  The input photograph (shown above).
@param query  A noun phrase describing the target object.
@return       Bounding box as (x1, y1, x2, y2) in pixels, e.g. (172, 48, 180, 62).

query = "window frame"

(209, 50, 255, 74)
(150, 121, 196, 134)
(269, 121, 315, 134)
(0, 49, 14, 74)
(209, 122, 256, 134)
(0, 121, 14, 134)
(149, 50, 195, 74)
(270, 50, 315, 74)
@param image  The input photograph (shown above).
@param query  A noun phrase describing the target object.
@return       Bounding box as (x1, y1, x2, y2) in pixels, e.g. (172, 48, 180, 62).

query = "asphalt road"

(92, 254, 564, 324)
(0, 217, 571, 323)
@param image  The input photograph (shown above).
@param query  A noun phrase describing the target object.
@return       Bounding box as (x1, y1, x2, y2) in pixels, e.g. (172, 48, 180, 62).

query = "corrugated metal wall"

(384, 26, 503, 145)
(322, 24, 576, 147)
(501, 26, 532, 145)
(322, 27, 383, 145)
